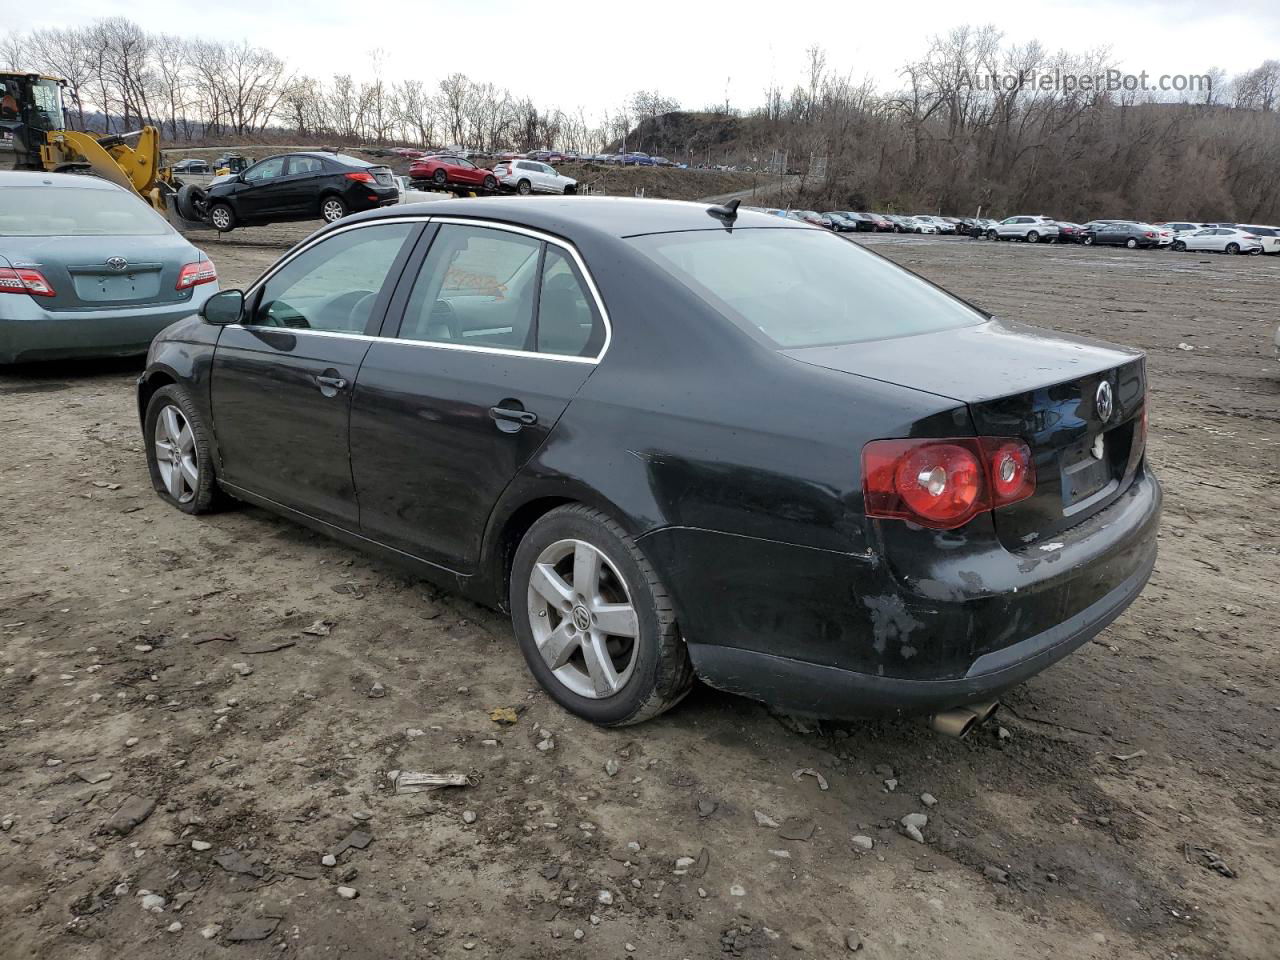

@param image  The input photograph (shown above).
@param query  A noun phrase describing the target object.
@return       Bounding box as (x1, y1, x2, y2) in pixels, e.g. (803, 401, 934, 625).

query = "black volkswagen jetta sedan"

(194, 151, 398, 233)
(137, 198, 1161, 729)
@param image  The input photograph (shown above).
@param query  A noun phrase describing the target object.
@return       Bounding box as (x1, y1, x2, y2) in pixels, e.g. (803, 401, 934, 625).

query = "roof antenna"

(707, 197, 740, 225)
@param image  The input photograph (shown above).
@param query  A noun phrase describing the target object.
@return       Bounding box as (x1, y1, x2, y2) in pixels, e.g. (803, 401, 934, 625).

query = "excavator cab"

(0, 73, 66, 171)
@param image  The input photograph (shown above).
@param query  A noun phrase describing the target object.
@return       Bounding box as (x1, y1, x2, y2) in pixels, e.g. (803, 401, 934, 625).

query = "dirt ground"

(1, 228, 1278, 960)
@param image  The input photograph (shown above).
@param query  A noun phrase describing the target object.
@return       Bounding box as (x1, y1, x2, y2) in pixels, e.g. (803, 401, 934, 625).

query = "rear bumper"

(349, 185, 400, 212)
(642, 468, 1161, 717)
(686, 539, 1154, 717)
(0, 289, 213, 364)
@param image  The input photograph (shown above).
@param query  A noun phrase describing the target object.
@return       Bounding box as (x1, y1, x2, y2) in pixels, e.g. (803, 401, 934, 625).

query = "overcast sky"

(5, 0, 1278, 117)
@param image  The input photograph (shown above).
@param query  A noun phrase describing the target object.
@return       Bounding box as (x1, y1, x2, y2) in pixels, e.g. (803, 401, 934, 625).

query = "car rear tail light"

(175, 260, 217, 290)
(345, 171, 376, 183)
(982, 438, 1035, 504)
(0, 267, 55, 297)
(862, 437, 1035, 530)
(1243, 234, 1258, 240)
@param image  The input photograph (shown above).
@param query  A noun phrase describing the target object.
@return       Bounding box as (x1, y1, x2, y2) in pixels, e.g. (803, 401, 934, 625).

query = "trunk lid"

(785, 319, 1148, 548)
(6, 235, 201, 311)
(369, 166, 395, 187)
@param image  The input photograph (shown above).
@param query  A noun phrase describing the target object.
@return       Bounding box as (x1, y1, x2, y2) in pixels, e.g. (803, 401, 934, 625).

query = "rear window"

(0, 185, 171, 237)
(331, 154, 370, 168)
(629, 228, 984, 348)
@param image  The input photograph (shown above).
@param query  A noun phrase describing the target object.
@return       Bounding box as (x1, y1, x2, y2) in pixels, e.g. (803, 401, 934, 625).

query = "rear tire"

(1027, 230, 1040, 243)
(144, 385, 223, 515)
(517, 179, 532, 196)
(321, 196, 347, 223)
(208, 202, 236, 233)
(1226, 242, 1240, 254)
(509, 504, 694, 727)
(433, 169, 448, 185)
(1083, 234, 1095, 245)
(1126, 238, 1138, 249)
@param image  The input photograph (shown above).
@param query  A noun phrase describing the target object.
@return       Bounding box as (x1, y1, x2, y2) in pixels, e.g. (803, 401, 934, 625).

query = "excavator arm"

(41, 127, 160, 193)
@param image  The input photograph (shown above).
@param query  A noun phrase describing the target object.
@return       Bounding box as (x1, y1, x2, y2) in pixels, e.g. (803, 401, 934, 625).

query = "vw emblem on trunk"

(106, 257, 129, 272)
(1095, 380, 1114, 422)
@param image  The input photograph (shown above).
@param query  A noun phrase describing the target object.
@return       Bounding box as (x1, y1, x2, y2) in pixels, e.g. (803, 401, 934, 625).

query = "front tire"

(986, 229, 998, 241)
(1173, 240, 1186, 252)
(509, 505, 693, 726)
(321, 196, 347, 223)
(208, 202, 236, 233)
(433, 168, 448, 185)
(144, 386, 222, 515)
(482, 175, 498, 192)
(176, 183, 207, 222)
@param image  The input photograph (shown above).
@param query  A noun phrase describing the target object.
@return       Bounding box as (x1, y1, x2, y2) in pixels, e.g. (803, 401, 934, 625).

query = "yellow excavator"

(2, 71, 208, 229)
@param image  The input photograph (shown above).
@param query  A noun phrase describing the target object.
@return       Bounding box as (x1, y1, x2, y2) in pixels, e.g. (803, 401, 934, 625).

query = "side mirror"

(201, 289, 244, 326)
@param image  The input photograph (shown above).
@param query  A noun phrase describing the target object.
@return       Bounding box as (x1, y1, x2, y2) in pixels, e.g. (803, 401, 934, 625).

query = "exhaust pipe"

(929, 701, 1000, 738)
(960, 700, 1000, 725)
(930, 709, 979, 739)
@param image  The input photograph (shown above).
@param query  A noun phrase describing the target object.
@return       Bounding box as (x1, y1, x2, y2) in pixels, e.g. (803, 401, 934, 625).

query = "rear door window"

(287, 156, 324, 175)
(537, 248, 604, 357)
(251, 223, 414, 333)
(398, 224, 541, 350)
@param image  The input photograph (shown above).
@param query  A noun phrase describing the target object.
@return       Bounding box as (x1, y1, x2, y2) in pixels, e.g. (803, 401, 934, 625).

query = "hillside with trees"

(4, 19, 1279, 220)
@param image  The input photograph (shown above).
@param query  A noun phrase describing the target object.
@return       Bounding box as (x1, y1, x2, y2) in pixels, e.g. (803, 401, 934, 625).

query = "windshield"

(630, 228, 985, 348)
(0, 185, 171, 236)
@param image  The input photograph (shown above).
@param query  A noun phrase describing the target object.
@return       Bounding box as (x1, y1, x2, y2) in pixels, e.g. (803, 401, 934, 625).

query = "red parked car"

(408, 154, 499, 191)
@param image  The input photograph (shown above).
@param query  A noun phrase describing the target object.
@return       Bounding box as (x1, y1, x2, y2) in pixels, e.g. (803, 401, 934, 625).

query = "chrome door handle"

(489, 406, 537, 426)
(316, 375, 347, 390)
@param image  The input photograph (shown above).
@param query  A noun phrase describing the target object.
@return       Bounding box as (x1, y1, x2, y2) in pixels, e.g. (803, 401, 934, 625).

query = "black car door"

(349, 221, 608, 574)
(234, 156, 290, 220)
(278, 155, 326, 217)
(209, 220, 421, 528)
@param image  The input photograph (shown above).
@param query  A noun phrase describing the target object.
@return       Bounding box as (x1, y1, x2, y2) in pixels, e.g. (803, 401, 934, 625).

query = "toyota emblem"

(1095, 380, 1114, 422)
(106, 256, 129, 272)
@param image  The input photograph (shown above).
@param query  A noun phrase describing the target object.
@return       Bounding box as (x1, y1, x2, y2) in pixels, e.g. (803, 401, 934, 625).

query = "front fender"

(136, 319, 222, 460)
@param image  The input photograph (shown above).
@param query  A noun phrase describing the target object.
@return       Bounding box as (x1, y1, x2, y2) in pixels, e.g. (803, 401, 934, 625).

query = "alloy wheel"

(526, 538, 639, 699)
(210, 206, 231, 230)
(154, 404, 198, 504)
(322, 199, 345, 222)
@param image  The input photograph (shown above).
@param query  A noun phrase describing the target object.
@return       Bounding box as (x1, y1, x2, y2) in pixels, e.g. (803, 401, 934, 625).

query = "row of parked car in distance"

(981, 216, 1279, 254)
(389, 146, 684, 167)
(771, 208, 1279, 255)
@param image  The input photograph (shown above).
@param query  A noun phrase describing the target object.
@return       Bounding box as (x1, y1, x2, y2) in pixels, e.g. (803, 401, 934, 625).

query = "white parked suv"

(989, 215, 1060, 243)
(493, 159, 578, 196)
